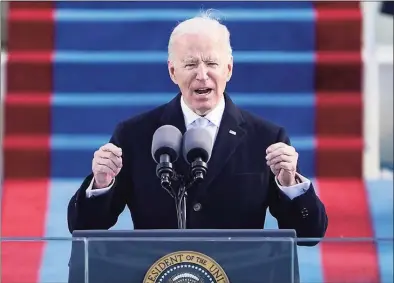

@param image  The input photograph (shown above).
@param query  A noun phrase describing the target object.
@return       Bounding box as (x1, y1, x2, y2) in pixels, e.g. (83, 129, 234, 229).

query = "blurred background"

(0, 1, 393, 283)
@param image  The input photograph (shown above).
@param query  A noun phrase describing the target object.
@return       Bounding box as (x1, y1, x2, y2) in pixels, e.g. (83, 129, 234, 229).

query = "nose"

(195, 65, 209, 81)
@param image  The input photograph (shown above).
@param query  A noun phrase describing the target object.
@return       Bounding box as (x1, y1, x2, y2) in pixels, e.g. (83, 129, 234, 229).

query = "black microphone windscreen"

(151, 125, 183, 163)
(183, 127, 213, 164)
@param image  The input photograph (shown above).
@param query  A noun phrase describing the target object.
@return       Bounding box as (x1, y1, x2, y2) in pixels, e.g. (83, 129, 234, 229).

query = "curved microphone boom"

(151, 125, 183, 190)
(183, 127, 213, 183)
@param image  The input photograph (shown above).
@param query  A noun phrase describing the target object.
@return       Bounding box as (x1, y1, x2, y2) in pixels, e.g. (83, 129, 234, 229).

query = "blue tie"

(193, 117, 210, 128)
(191, 117, 218, 147)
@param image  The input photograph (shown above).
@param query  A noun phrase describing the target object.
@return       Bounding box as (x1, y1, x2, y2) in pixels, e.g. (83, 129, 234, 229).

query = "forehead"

(172, 33, 227, 60)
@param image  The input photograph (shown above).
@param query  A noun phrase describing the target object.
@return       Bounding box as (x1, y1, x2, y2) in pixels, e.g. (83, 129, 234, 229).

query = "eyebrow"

(203, 56, 218, 61)
(182, 58, 198, 63)
(182, 57, 218, 63)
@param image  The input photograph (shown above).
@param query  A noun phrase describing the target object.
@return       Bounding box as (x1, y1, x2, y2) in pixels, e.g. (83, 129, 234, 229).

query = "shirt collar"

(180, 95, 225, 128)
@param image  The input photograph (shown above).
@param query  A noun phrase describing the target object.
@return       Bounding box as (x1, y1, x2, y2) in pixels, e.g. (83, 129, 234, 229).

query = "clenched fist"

(92, 143, 123, 189)
(266, 142, 298, 187)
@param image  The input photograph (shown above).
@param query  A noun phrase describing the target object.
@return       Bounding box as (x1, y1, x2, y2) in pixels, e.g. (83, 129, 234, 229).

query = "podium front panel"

(68, 236, 297, 283)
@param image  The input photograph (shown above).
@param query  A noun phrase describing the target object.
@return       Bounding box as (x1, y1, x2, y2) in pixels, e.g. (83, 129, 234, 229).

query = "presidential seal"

(143, 251, 230, 283)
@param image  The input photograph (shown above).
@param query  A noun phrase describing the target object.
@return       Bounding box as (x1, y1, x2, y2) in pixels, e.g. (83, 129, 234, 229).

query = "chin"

(187, 92, 219, 114)
(193, 103, 213, 115)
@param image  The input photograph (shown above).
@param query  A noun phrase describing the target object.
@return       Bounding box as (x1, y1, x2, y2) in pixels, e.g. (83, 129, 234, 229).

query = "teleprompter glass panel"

(70, 237, 296, 283)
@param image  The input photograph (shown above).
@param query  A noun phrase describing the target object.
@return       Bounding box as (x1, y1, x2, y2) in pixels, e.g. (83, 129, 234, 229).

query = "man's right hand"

(92, 143, 123, 189)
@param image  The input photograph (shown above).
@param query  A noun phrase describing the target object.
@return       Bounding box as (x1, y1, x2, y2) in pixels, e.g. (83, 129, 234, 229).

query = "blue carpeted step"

(56, 21, 314, 52)
(52, 98, 314, 136)
(50, 146, 315, 179)
(54, 61, 314, 93)
(55, 1, 313, 10)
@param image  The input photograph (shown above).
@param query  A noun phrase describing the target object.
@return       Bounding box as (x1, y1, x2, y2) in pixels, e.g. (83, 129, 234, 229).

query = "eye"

(207, 62, 218, 66)
(185, 64, 195, 67)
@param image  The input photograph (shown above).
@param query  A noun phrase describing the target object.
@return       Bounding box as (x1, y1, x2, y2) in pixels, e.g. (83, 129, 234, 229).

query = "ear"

(168, 60, 177, 84)
(226, 56, 233, 82)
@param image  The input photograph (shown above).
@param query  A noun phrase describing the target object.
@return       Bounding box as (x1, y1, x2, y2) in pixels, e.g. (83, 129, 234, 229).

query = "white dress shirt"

(86, 96, 311, 199)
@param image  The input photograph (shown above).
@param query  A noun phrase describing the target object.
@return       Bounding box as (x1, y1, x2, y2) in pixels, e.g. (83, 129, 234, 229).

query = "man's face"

(168, 32, 233, 115)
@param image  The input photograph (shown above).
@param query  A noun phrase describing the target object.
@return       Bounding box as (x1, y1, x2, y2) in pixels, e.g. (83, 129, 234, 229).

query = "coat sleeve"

(267, 127, 328, 246)
(67, 122, 132, 233)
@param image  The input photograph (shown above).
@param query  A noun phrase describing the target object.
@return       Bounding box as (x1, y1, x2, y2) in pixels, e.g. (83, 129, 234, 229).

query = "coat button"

(301, 208, 309, 218)
(193, 203, 202, 212)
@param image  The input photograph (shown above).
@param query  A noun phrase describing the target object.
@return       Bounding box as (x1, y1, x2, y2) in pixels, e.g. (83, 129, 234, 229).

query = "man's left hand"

(266, 142, 298, 187)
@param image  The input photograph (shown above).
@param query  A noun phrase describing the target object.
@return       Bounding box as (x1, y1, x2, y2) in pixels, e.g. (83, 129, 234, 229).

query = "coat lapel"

(194, 94, 246, 198)
(159, 93, 186, 135)
(159, 93, 189, 177)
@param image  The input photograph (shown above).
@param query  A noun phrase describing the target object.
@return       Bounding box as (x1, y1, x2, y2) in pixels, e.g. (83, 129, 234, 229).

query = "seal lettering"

(143, 251, 230, 283)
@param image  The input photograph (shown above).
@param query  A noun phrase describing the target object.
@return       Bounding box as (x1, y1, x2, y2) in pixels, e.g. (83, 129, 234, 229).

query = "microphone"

(151, 125, 183, 189)
(183, 127, 213, 183)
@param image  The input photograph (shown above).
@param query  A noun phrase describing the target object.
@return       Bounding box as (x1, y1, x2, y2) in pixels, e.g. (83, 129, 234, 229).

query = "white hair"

(167, 9, 233, 61)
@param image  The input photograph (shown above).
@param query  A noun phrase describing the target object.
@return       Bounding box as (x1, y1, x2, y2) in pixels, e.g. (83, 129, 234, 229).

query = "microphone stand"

(176, 181, 187, 229)
(156, 158, 207, 229)
(158, 170, 196, 229)
(175, 175, 197, 229)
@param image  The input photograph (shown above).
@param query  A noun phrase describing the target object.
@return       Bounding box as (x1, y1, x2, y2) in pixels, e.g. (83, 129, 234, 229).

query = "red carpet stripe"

(317, 137, 363, 149)
(8, 8, 54, 21)
(5, 93, 51, 105)
(314, 2, 363, 177)
(1, 2, 54, 283)
(316, 92, 362, 138)
(316, 52, 361, 64)
(1, 180, 50, 283)
(3, 135, 50, 149)
(7, 52, 53, 62)
(316, 9, 361, 20)
(316, 93, 362, 106)
(315, 140, 363, 178)
(314, 2, 380, 282)
(317, 179, 380, 283)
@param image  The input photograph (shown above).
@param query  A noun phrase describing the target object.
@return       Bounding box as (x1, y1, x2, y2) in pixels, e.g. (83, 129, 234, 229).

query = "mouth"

(194, 88, 213, 96)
